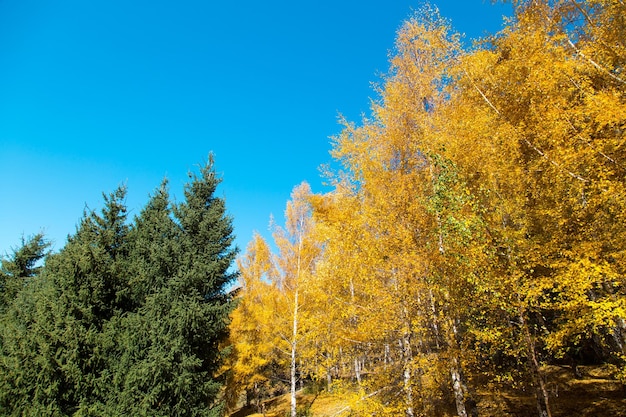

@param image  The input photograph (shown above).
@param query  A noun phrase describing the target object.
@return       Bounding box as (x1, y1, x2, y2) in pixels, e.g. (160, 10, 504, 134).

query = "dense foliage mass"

(0, 158, 238, 416)
(228, 1, 626, 416)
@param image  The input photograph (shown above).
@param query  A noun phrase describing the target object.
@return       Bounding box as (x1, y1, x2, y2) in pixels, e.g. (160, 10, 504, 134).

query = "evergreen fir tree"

(0, 187, 130, 415)
(0, 158, 237, 416)
(138, 157, 238, 415)
(0, 233, 50, 311)
(106, 158, 238, 416)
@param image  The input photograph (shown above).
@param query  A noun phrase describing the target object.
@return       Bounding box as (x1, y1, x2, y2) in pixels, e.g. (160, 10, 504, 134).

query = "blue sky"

(0, 0, 511, 257)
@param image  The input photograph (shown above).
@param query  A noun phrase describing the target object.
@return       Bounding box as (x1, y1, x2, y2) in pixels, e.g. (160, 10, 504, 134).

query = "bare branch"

(571, 0, 594, 26)
(563, 116, 624, 170)
(521, 138, 588, 182)
(462, 69, 501, 116)
(463, 67, 588, 182)
(567, 39, 626, 85)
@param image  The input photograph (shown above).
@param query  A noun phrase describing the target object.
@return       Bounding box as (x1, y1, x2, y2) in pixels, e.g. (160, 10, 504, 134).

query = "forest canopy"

(228, 1, 626, 416)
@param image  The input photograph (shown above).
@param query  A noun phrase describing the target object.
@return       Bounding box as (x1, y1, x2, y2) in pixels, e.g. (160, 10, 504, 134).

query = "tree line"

(227, 1, 626, 416)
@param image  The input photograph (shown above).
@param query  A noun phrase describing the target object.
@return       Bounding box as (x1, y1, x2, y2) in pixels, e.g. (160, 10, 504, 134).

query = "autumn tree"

(309, 7, 491, 416)
(225, 233, 276, 412)
(275, 183, 323, 417)
(435, 0, 626, 415)
(228, 183, 321, 417)
(229, 2, 624, 416)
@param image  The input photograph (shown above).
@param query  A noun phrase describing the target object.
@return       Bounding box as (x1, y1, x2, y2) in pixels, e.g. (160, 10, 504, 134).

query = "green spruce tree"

(0, 158, 237, 416)
(0, 233, 50, 312)
(144, 157, 238, 416)
(106, 158, 238, 416)
(0, 187, 130, 415)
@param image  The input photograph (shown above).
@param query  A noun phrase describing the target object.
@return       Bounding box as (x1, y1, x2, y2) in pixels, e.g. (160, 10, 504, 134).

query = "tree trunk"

(384, 343, 390, 367)
(291, 289, 299, 417)
(450, 356, 468, 417)
(429, 289, 442, 350)
(402, 331, 415, 417)
(519, 307, 552, 417)
(326, 365, 332, 391)
(446, 315, 481, 417)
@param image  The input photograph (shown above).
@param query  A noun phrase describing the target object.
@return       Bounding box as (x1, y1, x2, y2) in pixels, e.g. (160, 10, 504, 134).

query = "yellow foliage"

(229, 1, 626, 415)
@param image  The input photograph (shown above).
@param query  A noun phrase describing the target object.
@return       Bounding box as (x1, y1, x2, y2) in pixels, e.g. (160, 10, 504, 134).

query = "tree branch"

(463, 67, 588, 182)
(566, 39, 626, 86)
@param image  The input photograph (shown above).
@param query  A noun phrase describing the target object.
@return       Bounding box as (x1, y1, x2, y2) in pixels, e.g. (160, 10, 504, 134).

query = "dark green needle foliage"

(0, 233, 50, 312)
(1, 186, 132, 415)
(0, 157, 238, 416)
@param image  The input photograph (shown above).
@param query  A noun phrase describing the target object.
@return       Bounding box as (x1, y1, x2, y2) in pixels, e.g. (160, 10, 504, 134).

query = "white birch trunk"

(291, 289, 298, 417)
(354, 356, 362, 384)
(402, 332, 415, 417)
(450, 356, 468, 417)
(291, 228, 304, 417)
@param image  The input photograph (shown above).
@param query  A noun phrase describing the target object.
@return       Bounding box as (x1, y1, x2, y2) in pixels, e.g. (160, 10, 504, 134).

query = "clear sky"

(0, 0, 511, 257)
